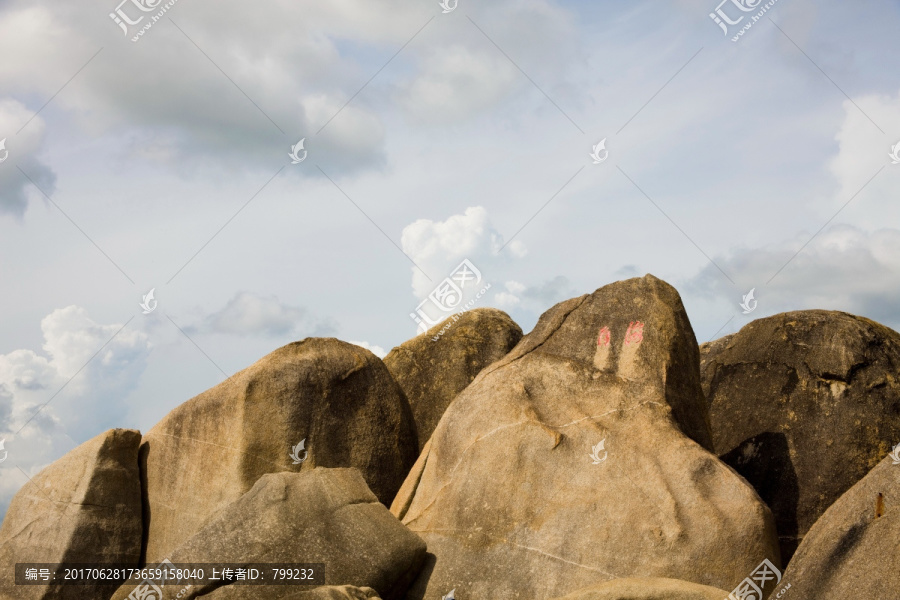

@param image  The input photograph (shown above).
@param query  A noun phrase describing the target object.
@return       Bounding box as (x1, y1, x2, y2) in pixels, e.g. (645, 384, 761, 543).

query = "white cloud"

(827, 91, 900, 225)
(0, 98, 55, 217)
(494, 280, 526, 308)
(399, 45, 519, 123)
(348, 340, 387, 358)
(687, 225, 900, 328)
(0, 0, 418, 175)
(0, 307, 151, 432)
(0, 307, 151, 515)
(188, 292, 335, 337)
(493, 276, 575, 313)
(401, 206, 526, 298)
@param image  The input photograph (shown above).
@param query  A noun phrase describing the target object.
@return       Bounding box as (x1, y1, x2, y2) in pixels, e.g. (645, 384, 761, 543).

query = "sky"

(1, 0, 900, 515)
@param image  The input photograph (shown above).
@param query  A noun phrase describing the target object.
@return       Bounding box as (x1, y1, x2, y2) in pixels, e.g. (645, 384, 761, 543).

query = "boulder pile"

(2, 276, 897, 599)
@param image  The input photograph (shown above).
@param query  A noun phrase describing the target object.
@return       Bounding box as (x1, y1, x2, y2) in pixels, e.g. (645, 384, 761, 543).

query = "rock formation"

(141, 338, 418, 563)
(777, 452, 900, 598)
(4, 278, 898, 600)
(112, 469, 424, 600)
(384, 307, 522, 450)
(0, 429, 143, 600)
(700, 310, 900, 561)
(391, 276, 779, 599)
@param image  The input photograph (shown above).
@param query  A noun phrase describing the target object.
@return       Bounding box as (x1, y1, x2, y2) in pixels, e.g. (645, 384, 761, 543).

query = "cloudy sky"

(1, 0, 899, 515)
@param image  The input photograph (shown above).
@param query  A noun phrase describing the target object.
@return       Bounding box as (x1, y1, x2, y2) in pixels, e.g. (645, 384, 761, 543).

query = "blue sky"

(1, 0, 900, 515)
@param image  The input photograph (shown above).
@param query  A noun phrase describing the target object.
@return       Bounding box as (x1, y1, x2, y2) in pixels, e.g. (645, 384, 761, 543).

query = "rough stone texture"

(550, 578, 730, 600)
(391, 275, 779, 599)
(778, 453, 900, 599)
(700, 310, 900, 562)
(141, 338, 419, 563)
(112, 469, 425, 600)
(0, 429, 143, 600)
(384, 307, 523, 450)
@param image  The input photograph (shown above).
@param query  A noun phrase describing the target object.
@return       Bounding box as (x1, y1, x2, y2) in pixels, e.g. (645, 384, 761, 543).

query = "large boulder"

(550, 577, 730, 600)
(112, 469, 425, 600)
(700, 310, 900, 561)
(141, 339, 418, 563)
(384, 307, 523, 450)
(391, 275, 779, 599)
(777, 452, 900, 598)
(0, 429, 143, 600)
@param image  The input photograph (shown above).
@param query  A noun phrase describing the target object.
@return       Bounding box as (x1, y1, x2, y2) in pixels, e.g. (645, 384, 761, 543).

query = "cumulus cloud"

(188, 292, 336, 337)
(0, 307, 151, 516)
(348, 340, 387, 359)
(0, 307, 151, 434)
(494, 281, 526, 309)
(0, 0, 417, 175)
(687, 225, 900, 328)
(401, 206, 526, 298)
(828, 91, 900, 223)
(493, 276, 575, 312)
(0, 0, 584, 176)
(0, 98, 55, 217)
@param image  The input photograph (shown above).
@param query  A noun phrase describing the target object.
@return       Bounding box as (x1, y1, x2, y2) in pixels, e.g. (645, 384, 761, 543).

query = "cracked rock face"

(391, 275, 779, 599)
(384, 307, 523, 451)
(0, 429, 143, 600)
(140, 339, 418, 564)
(700, 310, 900, 563)
(112, 469, 423, 600)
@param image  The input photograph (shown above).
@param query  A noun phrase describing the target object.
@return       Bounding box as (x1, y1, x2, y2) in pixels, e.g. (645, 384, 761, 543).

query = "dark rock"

(384, 308, 522, 450)
(701, 310, 900, 562)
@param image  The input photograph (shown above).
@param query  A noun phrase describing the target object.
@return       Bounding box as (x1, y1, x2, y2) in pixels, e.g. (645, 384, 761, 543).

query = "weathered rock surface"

(384, 307, 523, 450)
(0, 429, 143, 600)
(778, 452, 900, 598)
(392, 276, 779, 599)
(550, 577, 730, 600)
(112, 469, 425, 600)
(141, 338, 418, 563)
(700, 310, 900, 561)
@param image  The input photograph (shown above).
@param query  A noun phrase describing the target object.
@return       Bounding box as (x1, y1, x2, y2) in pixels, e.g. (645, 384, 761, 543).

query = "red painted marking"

(624, 321, 644, 345)
(597, 326, 611, 347)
